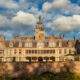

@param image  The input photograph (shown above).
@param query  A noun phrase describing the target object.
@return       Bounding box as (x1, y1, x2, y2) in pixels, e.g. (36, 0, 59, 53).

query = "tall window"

(25, 42, 32, 47)
(69, 49, 71, 54)
(19, 49, 22, 54)
(19, 43, 22, 47)
(52, 50, 55, 53)
(49, 42, 56, 47)
(19, 57, 21, 61)
(64, 49, 67, 54)
(59, 43, 62, 47)
(14, 49, 17, 54)
(59, 49, 62, 54)
(10, 49, 12, 55)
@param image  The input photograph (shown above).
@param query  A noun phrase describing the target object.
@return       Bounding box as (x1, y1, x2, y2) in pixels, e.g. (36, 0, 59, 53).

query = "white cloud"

(12, 11, 36, 26)
(43, 0, 70, 11)
(46, 15, 80, 32)
(0, 0, 19, 9)
(0, 14, 9, 27)
(42, 0, 80, 14)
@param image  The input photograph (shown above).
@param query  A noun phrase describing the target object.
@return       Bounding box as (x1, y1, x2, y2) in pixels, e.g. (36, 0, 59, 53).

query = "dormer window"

(25, 42, 32, 47)
(9, 42, 13, 47)
(59, 42, 62, 47)
(68, 41, 72, 47)
(19, 42, 22, 48)
(37, 42, 44, 47)
(49, 42, 56, 47)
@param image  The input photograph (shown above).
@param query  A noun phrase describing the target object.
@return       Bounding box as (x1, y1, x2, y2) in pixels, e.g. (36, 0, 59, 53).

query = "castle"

(0, 16, 80, 62)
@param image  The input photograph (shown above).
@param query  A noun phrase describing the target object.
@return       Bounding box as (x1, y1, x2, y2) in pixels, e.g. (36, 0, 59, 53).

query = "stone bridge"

(0, 62, 80, 77)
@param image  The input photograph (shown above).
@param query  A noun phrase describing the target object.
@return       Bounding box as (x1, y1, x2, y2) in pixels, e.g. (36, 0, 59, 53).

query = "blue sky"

(0, 0, 80, 40)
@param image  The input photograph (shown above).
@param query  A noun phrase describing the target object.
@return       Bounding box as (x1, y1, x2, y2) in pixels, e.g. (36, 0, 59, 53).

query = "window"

(59, 49, 62, 54)
(19, 43, 22, 47)
(19, 57, 21, 61)
(10, 49, 12, 55)
(49, 42, 56, 47)
(29, 50, 31, 54)
(32, 50, 34, 54)
(44, 50, 46, 54)
(35, 50, 37, 54)
(64, 49, 67, 54)
(47, 50, 49, 54)
(52, 50, 55, 53)
(19, 49, 22, 54)
(14, 49, 17, 54)
(26, 50, 28, 54)
(59, 43, 62, 47)
(59, 57, 64, 61)
(69, 49, 71, 54)
(37, 42, 44, 47)
(50, 50, 53, 54)
(25, 42, 32, 47)
(9, 43, 13, 47)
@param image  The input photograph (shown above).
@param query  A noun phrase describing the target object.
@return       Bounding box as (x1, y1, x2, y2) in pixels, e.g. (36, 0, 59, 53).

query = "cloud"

(0, 0, 19, 9)
(43, 0, 70, 11)
(0, 14, 9, 28)
(42, 0, 80, 14)
(46, 15, 80, 32)
(12, 11, 36, 26)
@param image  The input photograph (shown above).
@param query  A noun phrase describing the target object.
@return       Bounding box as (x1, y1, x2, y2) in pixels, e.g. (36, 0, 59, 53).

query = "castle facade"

(0, 16, 80, 62)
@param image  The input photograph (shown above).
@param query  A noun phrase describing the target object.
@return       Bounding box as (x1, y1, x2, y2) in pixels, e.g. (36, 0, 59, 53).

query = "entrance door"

(13, 57, 16, 62)
(38, 57, 43, 62)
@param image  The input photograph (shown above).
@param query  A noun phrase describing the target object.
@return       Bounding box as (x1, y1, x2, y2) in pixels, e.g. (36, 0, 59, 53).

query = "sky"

(0, 0, 80, 40)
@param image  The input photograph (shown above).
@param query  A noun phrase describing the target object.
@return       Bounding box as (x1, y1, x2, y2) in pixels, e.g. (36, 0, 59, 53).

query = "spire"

(37, 15, 42, 25)
(59, 34, 62, 39)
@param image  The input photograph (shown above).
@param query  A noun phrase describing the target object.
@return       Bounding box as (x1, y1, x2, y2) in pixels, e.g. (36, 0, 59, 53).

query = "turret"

(35, 16, 45, 40)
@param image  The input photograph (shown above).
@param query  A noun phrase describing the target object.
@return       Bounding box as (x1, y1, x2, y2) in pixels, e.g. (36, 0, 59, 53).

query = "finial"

(59, 33, 62, 39)
(39, 15, 41, 20)
(63, 33, 65, 39)
(37, 15, 42, 24)
(3, 35, 6, 40)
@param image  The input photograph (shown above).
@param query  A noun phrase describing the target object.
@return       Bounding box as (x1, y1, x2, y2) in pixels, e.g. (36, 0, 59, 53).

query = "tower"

(35, 16, 45, 40)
